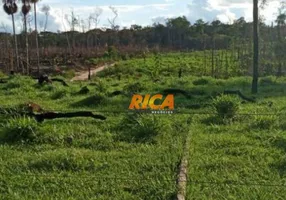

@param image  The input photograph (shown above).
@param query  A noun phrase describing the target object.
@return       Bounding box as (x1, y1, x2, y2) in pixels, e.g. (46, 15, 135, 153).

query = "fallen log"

(32, 111, 106, 123)
(0, 105, 106, 123)
(223, 90, 256, 103)
(50, 78, 69, 87)
(162, 89, 192, 99)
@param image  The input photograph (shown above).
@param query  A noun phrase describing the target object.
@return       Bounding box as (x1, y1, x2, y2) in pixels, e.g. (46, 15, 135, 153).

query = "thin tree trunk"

(34, 3, 40, 76)
(44, 14, 48, 32)
(277, 24, 282, 76)
(211, 36, 215, 77)
(252, 0, 259, 94)
(11, 13, 19, 73)
(24, 14, 29, 75)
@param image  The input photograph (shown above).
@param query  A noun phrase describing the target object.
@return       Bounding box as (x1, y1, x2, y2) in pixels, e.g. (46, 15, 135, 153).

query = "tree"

(65, 9, 79, 52)
(108, 6, 118, 30)
(3, 0, 19, 73)
(108, 6, 119, 46)
(22, 0, 31, 75)
(30, 0, 40, 76)
(194, 19, 206, 35)
(91, 7, 103, 29)
(87, 7, 103, 49)
(251, 0, 268, 94)
(252, 0, 259, 94)
(166, 16, 190, 48)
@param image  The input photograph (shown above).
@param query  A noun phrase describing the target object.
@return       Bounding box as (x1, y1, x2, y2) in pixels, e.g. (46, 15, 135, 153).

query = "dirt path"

(71, 63, 115, 81)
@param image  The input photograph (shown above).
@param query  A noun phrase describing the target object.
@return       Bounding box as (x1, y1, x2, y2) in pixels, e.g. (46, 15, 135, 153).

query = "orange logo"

(129, 94, 174, 111)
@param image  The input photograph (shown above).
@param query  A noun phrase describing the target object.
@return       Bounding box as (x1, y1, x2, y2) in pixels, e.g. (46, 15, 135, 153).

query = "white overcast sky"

(0, 0, 283, 33)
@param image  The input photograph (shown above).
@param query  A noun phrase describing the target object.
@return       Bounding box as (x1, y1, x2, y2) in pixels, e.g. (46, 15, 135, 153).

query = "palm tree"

(22, 0, 31, 75)
(30, 0, 40, 76)
(3, 0, 19, 73)
(252, 0, 259, 94)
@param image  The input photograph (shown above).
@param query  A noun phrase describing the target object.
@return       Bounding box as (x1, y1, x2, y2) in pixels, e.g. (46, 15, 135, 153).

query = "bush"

(95, 80, 107, 93)
(117, 113, 165, 143)
(213, 95, 240, 119)
(0, 116, 39, 143)
(193, 78, 209, 86)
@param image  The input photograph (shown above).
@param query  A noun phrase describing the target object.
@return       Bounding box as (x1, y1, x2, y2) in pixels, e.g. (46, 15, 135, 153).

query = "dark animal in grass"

(162, 89, 192, 99)
(25, 102, 45, 113)
(38, 74, 52, 85)
(18, 102, 106, 122)
(38, 74, 68, 86)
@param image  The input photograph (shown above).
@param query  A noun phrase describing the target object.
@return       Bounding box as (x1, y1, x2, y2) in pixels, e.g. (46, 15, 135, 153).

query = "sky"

(0, 0, 283, 33)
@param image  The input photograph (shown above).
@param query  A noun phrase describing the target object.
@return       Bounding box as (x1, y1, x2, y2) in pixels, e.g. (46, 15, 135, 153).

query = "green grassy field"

(1, 52, 286, 199)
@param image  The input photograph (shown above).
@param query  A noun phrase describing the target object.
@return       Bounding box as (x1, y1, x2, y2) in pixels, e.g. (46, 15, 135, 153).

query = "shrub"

(213, 95, 240, 119)
(193, 78, 209, 86)
(117, 113, 164, 143)
(95, 80, 107, 93)
(0, 116, 39, 143)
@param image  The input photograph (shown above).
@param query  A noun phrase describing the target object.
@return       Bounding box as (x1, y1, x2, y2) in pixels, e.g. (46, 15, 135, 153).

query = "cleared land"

(1, 52, 286, 199)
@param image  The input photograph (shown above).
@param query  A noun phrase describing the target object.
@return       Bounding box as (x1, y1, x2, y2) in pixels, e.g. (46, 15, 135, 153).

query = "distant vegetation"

(0, 1, 285, 77)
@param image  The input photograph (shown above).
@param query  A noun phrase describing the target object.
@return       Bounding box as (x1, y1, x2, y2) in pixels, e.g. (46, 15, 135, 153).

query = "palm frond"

(21, 4, 31, 15)
(3, 4, 12, 15)
(11, 2, 18, 14)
